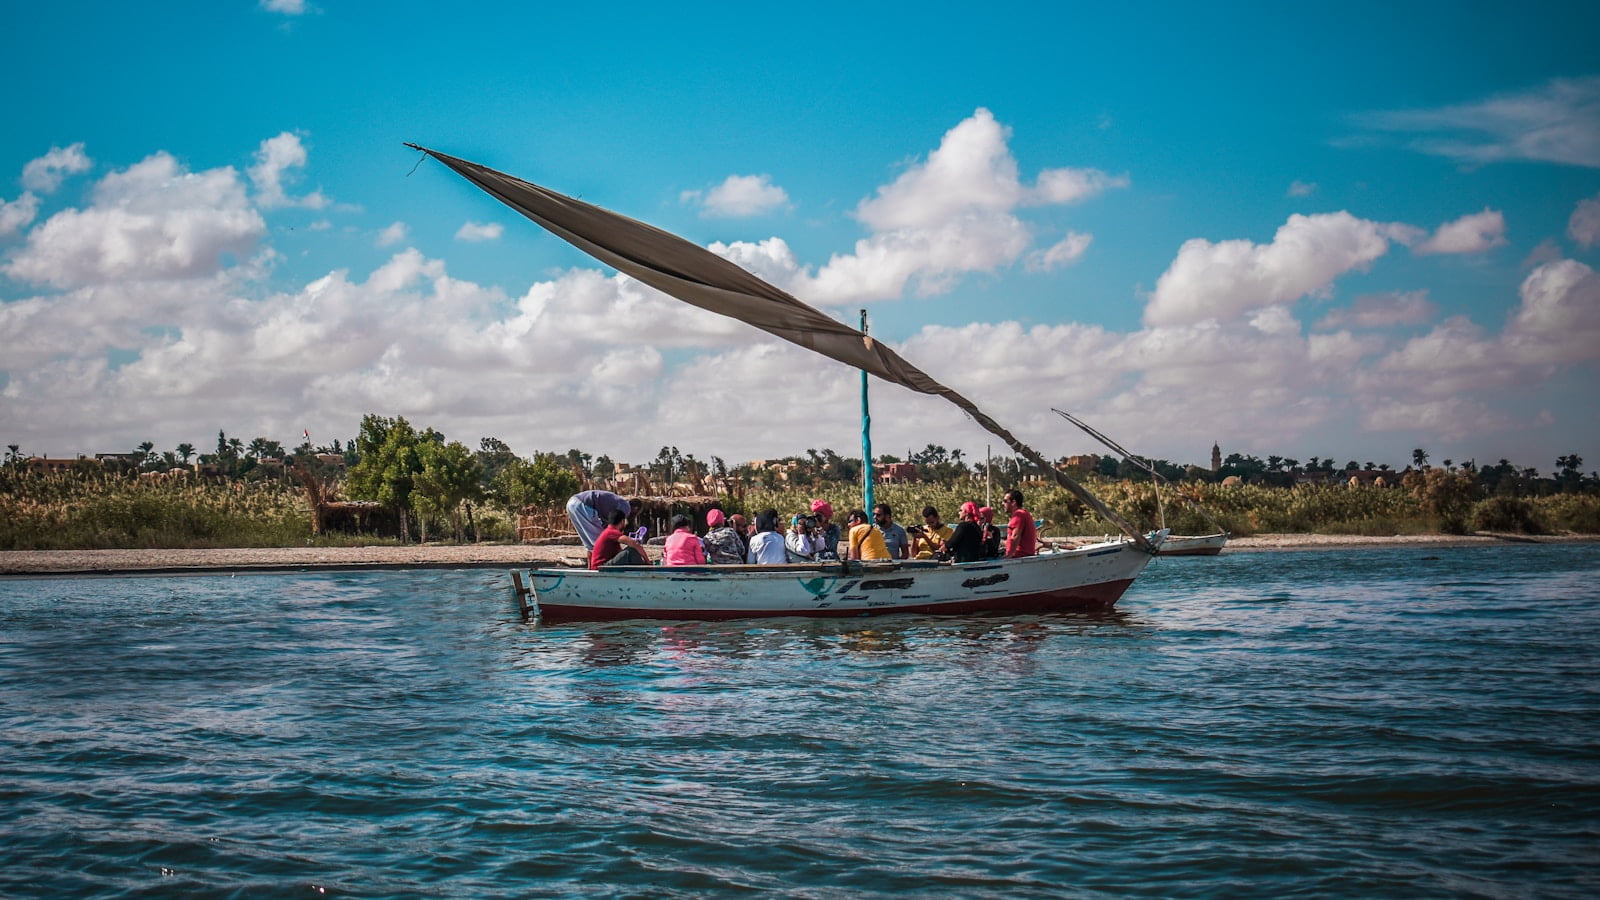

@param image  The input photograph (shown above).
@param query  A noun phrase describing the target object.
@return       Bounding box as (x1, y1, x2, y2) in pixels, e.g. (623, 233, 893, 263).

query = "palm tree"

(1412, 448, 1429, 469)
(136, 441, 155, 471)
(176, 443, 195, 464)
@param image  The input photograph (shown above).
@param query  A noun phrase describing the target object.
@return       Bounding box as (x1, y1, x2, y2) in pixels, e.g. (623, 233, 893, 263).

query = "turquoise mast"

(860, 308, 874, 515)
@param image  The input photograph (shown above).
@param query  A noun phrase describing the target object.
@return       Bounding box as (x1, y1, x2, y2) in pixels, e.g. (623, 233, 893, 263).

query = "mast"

(860, 308, 874, 514)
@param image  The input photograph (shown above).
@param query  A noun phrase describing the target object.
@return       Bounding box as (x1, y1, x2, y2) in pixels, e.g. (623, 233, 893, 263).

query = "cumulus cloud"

(455, 221, 503, 242)
(1570, 192, 1600, 248)
(0, 192, 40, 236)
(1143, 212, 1398, 327)
(21, 143, 92, 193)
(745, 108, 1128, 306)
(1503, 258, 1600, 363)
(3, 152, 265, 289)
(682, 174, 789, 218)
(1315, 290, 1438, 330)
(1287, 180, 1317, 198)
(1413, 208, 1507, 255)
(376, 221, 407, 247)
(854, 108, 1125, 231)
(1025, 232, 1092, 272)
(1356, 75, 1600, 168)
(248, 132, 328, 209)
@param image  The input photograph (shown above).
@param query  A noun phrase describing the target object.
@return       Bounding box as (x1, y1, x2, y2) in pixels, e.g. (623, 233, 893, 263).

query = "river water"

(2, 543, 1596, 897)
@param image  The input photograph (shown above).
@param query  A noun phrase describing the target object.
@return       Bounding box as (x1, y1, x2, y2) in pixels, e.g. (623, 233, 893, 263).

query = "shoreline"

(0, 532, 1593, 577)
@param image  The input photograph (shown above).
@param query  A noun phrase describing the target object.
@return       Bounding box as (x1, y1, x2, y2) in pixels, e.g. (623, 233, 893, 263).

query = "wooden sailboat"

(408, 145, 1166, 620)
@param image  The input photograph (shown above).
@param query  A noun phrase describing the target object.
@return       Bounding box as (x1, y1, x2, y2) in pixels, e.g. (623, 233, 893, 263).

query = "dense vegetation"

(4, 429, 1595, 551)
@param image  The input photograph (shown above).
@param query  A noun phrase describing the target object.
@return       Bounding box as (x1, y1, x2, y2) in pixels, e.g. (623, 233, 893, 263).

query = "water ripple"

(1, 544, 1597, 896)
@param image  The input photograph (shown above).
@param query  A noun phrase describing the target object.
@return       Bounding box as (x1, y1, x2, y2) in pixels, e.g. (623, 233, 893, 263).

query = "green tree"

(413, 440, 485, 541)
(476, 437, 519, 490)
(175, 442, 195, 465)
(346, 415, 424, 541)
(1413, 448, 1429, 469)
(496, 452, 581, 514)
(136, 441, 156, 472)
(247, 437, 284, 459)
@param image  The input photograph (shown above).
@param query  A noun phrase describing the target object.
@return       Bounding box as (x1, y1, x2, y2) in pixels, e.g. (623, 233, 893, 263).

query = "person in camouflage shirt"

(701, 508, 746, 564)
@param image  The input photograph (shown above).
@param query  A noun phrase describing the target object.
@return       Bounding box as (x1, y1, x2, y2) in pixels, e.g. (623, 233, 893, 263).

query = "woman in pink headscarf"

(978, 506, 1002, 559)
(939, 501, 985, 563)
(810, 499, 841, 560)
(701, 507, 746, 564)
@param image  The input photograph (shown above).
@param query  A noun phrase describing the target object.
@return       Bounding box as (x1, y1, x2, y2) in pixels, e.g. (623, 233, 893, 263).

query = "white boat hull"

(514, 536, 1162, 622)
(1156, 532, 1229, 556)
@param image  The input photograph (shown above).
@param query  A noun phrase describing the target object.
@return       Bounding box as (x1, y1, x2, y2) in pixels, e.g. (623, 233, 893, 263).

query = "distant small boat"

(1156, 532, 1230, 556)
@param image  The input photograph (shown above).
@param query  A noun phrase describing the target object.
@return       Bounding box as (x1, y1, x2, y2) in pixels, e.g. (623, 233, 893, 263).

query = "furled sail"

(407, 145, 1151, 550)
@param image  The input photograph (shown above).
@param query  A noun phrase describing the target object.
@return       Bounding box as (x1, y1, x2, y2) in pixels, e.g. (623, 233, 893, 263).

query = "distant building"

(1211, 442, 1221, 472)
(877, 462, 919, 483)
(1064, 454, 1099, 470)
(28, 456, 96, 473)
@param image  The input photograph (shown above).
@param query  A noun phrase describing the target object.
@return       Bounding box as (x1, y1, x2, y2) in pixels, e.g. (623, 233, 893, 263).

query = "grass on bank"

(2, 470, 1596, 551)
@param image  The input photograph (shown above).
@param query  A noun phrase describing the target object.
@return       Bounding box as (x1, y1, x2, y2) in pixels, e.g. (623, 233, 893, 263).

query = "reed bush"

(0, 470, 313, 550)
(1527, 493, 1600, 533)
(1469, 496, 1543, 534)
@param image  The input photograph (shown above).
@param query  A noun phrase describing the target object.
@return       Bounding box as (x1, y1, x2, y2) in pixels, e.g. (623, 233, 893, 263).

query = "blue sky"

(2, 1, 1597, 475)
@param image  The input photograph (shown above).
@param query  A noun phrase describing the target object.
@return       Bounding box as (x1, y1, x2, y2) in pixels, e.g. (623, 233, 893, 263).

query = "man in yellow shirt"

(909, 505, 954, 558)
(846, 509, 891, 560)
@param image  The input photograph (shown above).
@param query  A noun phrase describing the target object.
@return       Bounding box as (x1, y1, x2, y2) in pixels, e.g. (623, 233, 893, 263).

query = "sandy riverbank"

(0, 532, 1592, 576)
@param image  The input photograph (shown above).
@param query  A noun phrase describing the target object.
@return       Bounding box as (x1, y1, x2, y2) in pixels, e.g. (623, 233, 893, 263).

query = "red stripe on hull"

(534, 578, 1136, 623)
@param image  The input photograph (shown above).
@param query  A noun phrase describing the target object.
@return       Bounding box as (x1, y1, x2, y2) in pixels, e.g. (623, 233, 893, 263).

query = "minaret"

(1211, 442, 1221, 472)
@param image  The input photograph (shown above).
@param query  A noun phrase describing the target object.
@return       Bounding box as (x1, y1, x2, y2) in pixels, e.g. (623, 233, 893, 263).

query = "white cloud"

(1315, 290, 1438, 330)
(21, 143, 92, 193)
(1287, 180, 1317, 198)
(376, 221, 408, 247)
(1504, 258, 1600, 364)
(1570, 192, 1600, 248)
(1361, 397, 1513, 441)
(455, 221, 504, 242)
(1413, 208, 1507, 255)
(3, 152, 265, 289)
(1357, 75, 1600, 168)
(261, 0, 306, 14)
(0, 191, 40, 236)
(248, 132, 328, 209)
(854, 108, 1125, 231)
(682, 174, 789, 218)
(1028, 167, 1129, 205)
(1025, 232, 1092, 272)
(1144, 212, 1396, 327)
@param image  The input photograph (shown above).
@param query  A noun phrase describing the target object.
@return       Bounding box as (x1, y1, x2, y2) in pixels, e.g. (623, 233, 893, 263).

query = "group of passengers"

(568, 487, 1040, 570)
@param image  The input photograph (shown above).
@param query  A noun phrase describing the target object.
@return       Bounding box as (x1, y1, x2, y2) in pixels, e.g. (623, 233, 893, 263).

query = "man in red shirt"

(589, 509, 650, 569)
(1003, 489, 1037, 558)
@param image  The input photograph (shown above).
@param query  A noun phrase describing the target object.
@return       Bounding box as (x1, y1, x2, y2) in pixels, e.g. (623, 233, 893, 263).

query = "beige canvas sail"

(409, 145, 1151, 549)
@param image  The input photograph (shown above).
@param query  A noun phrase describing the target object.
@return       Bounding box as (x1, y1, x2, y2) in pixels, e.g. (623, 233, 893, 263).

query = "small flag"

(303, 429, 311, 440)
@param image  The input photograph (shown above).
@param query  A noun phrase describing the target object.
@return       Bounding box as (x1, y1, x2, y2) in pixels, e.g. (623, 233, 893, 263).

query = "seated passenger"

(873, 503, 911, 560)
(910, 504, 954, 559)
(785, 513, 821, 560)
(701, 509, 746, 564)
(846, 509, 891, 561)
(940, 501, 985, 563)
(662, 514, 707, 566)
(589, 508, 650, 569)
(978, 506, 1001, 559)
(1003, 489, 1038, 558)
(747, 508, 788, 564)
(810, 500, 841, 560)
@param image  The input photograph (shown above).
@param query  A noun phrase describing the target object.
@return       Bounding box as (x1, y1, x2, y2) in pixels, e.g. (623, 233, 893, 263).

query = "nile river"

(2, 543, 1596, 897)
